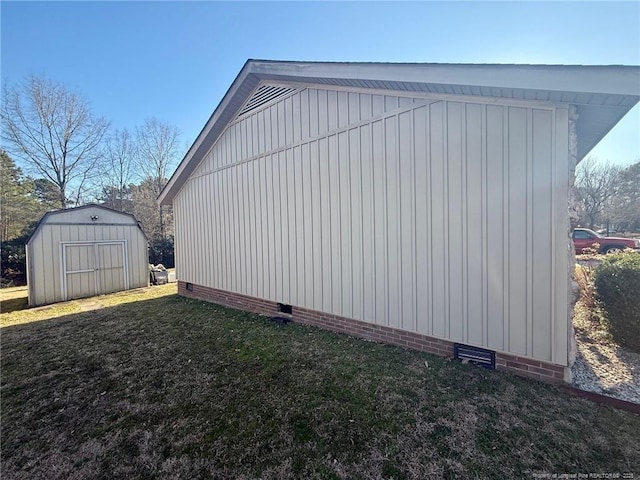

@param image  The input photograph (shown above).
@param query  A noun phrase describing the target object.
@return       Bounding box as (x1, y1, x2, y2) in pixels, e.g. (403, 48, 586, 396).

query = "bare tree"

(102, 128, 136, 212)
(131, 178, 172, 237)
(574, 156, 623, 229)
(1, 75, 110, 208)
(609, 160, 640, 231)
(135, 118, 181, 238)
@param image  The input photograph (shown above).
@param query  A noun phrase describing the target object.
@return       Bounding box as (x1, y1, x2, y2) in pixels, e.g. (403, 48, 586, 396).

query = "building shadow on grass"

(0, 296, 29, 313)
(3, 290, 640, 479)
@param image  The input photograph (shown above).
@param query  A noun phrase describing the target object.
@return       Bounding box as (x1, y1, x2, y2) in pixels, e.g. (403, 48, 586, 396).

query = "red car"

(572, 228, 640, 254)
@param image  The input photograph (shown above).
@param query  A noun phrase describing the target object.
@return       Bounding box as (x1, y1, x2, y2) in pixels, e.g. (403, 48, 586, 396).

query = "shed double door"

(62, 242, 128, 300)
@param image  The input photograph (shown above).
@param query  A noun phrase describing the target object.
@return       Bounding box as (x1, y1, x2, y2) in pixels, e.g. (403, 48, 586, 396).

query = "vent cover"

(237, 85, 298, 117)
(277, 303, 293, 315)
(454, 343, 496, 369)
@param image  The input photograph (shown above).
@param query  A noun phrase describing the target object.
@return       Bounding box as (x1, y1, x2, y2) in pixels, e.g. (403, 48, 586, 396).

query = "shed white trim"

(26, 204, 148, 306)
(59, 240, 129, 301)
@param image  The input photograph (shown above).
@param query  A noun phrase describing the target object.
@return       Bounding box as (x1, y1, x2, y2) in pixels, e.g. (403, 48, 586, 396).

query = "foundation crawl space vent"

(454, 343, 495, 369)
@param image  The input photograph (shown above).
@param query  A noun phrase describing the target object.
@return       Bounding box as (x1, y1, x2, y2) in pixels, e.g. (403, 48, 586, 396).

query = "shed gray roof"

(26, 204, 148, 245)
(159, 60, 640, 205)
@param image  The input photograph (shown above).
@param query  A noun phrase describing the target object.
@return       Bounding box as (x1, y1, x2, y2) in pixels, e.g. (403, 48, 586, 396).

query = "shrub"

(1, 234, 30, 287)
(593, 252, 640, 352)
(149, 236, 174, 269)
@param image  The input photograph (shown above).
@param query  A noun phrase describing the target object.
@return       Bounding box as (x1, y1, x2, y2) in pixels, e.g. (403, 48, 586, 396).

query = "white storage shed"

(26, 204, 149, 306)
(159, 60, 640, 382)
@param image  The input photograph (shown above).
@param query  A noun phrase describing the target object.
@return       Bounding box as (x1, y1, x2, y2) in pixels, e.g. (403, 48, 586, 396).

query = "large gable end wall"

(163, 61, 640, 385)
(173, 94, 569, 365)
(189, 84, 427, 180)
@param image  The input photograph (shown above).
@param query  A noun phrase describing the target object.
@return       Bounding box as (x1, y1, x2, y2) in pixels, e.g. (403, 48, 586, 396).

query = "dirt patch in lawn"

(2, 285, 639, 479)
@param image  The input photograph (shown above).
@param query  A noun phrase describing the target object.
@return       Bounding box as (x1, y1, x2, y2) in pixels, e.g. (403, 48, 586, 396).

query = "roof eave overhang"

(158, 60, 256, 205)
(249, 61, 640, 96)
(159, 61, 640, 205)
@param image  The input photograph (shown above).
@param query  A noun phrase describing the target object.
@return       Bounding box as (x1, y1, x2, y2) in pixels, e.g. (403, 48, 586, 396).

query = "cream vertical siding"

(174, 85, 570, 366)
(26, 206, 149, 306)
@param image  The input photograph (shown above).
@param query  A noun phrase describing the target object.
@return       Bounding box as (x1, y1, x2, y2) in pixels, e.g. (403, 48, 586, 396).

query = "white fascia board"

(248, 61, 640, 97)
(158, 61, 255, 205)
(159, 60, 640, 205)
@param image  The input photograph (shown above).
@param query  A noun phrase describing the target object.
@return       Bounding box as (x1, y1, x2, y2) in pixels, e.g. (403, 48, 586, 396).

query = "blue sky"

(2, 1, 639, 167)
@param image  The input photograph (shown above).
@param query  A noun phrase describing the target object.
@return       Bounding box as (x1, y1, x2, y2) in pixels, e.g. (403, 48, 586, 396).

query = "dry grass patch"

(573, 263, 613, 344)
(0, 284, 175, 328)
(2, 286, 639, 479)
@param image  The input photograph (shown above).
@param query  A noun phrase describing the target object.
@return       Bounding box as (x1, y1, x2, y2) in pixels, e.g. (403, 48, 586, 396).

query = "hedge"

(594, 252, 640, 353)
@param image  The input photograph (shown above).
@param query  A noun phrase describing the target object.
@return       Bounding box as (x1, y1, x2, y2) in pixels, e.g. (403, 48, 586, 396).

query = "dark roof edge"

(26, 204, 148, 245)
(247, 58, 639, 68)
(158, 59, 640, 205)
(158, 60, 254, 206)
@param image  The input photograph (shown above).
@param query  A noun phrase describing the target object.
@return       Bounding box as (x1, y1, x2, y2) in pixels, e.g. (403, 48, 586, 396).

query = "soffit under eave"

(253, 72, 638, 107)
(575, 104, 637, 161)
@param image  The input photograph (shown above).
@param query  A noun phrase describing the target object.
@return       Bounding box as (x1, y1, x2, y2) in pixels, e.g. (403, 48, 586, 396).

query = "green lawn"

(1, 285, 639, 479)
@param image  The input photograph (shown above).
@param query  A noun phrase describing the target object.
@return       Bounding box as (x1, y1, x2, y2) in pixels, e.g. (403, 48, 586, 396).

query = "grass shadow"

(2, 290, 640, 479)
(0, 296, 28, 313)
(0, 286, 29, 314)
